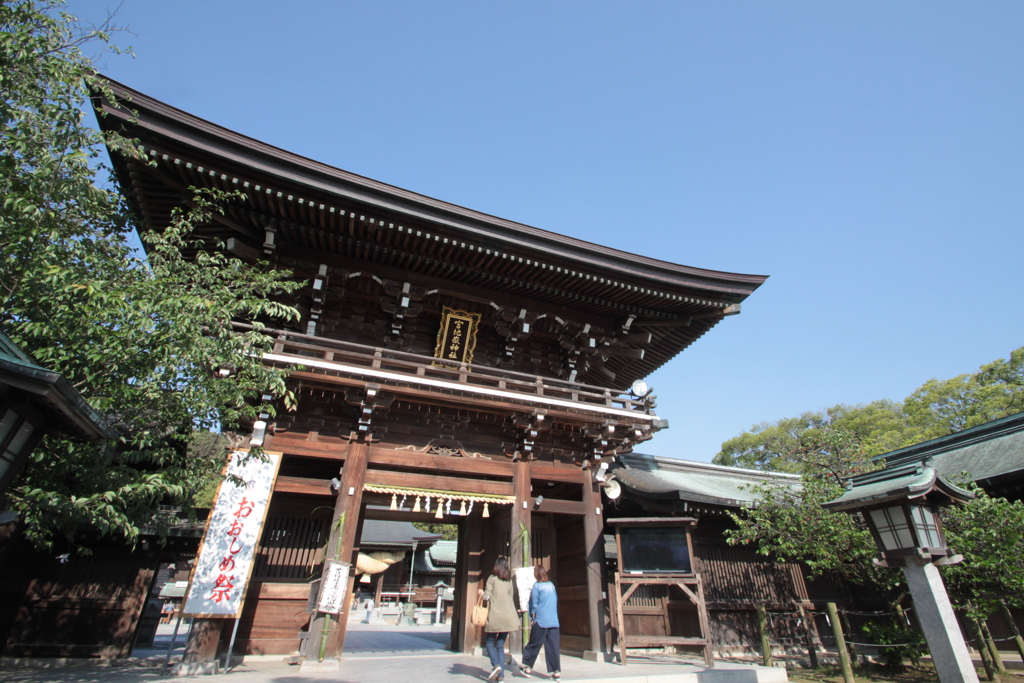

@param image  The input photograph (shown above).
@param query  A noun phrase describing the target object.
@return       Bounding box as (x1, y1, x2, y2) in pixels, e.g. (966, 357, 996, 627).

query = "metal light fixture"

(824, 465, 979, 683)
(824, 464, 971, 568)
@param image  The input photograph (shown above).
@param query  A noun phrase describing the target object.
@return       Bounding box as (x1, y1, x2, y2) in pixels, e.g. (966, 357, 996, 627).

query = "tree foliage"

(715, 347, 1024, 470)
(722, 348, 1024, 602)
(725, 426, 897, 586)
(941, 483, 1024, 611)
(0, 0, 301, 548)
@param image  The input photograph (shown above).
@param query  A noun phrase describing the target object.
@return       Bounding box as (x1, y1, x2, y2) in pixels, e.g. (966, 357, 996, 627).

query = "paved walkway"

(0, 621, 788, 683)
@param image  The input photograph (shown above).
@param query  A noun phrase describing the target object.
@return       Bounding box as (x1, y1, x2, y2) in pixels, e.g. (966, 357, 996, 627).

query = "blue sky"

(70, 1, 1024, 462)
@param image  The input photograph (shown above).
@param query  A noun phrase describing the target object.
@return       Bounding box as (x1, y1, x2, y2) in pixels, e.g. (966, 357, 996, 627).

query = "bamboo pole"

(826, 602, 854, 683)
(997, 600, 1024, 663)
(756, 605, 773, 668)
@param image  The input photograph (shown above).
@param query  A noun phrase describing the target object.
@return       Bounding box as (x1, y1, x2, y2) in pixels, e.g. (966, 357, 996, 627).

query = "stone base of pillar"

(299, 658, 341, 672)
(173, 661, 219, 676)
(582, 650, 616, 663)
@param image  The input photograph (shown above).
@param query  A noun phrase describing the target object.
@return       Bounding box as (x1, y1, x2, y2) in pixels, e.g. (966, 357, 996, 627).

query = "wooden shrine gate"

(94, 79, 767, 667)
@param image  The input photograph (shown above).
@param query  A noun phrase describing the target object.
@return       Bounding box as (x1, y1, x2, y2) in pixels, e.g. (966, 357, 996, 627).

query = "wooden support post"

(826, 602, 854, 683)
(582, 468, 608, 658)
(998, 600, 1024, 663)
(967, 609, 995, 681)
(509, 459, 532, 655)
(305, 441, 367, 664)
(839, 606, 858, 665)
(756, 605, 773, 668)
(178, 619, 226, 674)
(979, 614, 1005, 673)
(799, 605, 819, 669)
(895, 604, 920, 667)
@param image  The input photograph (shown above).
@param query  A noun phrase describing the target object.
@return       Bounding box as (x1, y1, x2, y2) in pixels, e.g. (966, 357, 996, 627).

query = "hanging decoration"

(362, 484, 515, 517)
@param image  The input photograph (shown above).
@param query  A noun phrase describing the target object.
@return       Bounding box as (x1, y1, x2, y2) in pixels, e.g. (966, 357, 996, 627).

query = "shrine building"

(95, 80, 768, 663)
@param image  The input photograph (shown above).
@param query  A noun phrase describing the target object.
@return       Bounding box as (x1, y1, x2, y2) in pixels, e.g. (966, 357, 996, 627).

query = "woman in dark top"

(520, 564, 560, 680)
(479, 556, 519, 682)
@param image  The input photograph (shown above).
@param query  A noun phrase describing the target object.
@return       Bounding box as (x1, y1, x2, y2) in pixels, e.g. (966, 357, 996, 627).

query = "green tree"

(0, 0, 301, 548)
(715, 347, 1024, 472)
(725, 426, 894, 585)
(941, 483, 1024, 611)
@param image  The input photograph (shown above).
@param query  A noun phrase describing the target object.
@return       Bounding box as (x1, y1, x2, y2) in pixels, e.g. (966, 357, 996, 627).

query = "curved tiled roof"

(614, 453, 799, 508)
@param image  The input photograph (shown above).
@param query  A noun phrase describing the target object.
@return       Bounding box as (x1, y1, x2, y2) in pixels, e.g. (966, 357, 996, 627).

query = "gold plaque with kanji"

(434, 307, 481, 365)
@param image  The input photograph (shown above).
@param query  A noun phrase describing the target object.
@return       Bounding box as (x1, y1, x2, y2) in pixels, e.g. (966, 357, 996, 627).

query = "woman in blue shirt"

(520, 564, 560, 680)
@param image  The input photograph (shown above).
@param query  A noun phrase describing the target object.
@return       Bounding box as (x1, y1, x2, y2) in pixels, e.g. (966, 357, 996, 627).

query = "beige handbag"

(471, 594, 489, 627)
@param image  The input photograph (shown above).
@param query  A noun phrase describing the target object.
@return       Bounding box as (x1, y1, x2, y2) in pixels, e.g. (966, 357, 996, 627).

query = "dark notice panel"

(619, 526, 692, 574)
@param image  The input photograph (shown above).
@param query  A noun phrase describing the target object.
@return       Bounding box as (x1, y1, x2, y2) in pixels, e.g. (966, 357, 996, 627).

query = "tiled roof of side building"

(614, 453, 800, 508)
(879, 411, 1024, 487)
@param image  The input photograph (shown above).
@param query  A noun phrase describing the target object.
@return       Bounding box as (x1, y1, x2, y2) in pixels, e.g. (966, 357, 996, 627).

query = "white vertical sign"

(183, 450, 281, 617)
(316, 560, 351, 615)
(513, 566, 536, 614)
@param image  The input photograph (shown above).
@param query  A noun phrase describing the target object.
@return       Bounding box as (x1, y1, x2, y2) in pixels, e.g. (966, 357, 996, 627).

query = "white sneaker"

(487, 665, 503, 682)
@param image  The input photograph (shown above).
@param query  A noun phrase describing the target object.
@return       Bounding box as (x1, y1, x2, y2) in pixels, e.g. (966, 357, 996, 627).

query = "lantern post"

(823, 465, 978, 683)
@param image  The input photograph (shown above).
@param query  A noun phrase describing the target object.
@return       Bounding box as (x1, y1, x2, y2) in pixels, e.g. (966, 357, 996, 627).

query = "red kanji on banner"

(209, 574, 236, 603)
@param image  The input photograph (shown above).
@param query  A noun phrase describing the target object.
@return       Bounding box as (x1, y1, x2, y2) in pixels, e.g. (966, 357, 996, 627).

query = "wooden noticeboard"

(608, 517, 713, 668)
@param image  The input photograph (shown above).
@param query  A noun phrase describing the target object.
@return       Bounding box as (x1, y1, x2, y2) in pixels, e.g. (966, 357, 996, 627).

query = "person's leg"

(522, 624, 545, 669)
(544, 627, 561, 674)
(485, 632, 501, 668)
(495, 632, 508, 678)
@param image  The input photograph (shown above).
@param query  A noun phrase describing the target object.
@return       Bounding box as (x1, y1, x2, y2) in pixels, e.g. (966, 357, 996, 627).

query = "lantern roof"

(822, 464, 974, 512)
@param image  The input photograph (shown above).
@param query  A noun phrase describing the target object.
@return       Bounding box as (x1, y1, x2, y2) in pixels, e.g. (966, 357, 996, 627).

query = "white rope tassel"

(482, 502, 490, 518)
(459, 500, 467, 516)
(390, 494, 397, 511)
(413, 497, 421, 513)
(435, 501, 444, 519)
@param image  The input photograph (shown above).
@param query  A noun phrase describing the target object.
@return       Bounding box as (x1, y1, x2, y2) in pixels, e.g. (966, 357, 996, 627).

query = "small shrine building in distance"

(94, 80, 768, 663)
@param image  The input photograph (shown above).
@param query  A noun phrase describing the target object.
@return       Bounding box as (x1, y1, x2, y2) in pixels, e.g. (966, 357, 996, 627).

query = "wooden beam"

(274, 475, 333, 497)
(363, 468, 514, 497)
(266, 435, 348, 460)
(529, 498, 587, 516)
(278, 242, 618, 330)
(367, 446, 513, 478)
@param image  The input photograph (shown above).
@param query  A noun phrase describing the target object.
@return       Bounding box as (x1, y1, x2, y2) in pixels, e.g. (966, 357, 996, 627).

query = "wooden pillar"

(509, 460, 532, 654)
(511, 460, 532, 566)
(582, 469, 608, 657)
(458, 512, 485, 652)
(306, 440, 367, 663)
(178, 619, 226, 674)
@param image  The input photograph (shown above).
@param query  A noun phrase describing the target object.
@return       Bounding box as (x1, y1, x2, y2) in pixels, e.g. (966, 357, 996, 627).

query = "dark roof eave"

(94, 79, 768, 301)
(0, 356, 116, 442)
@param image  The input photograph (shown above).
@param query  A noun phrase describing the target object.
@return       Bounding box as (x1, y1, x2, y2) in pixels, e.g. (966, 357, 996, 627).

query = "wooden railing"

(236, 323, 653, 417)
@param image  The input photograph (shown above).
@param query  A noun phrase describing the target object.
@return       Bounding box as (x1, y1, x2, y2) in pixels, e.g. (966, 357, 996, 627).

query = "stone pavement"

(0, 621, 788, 683)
